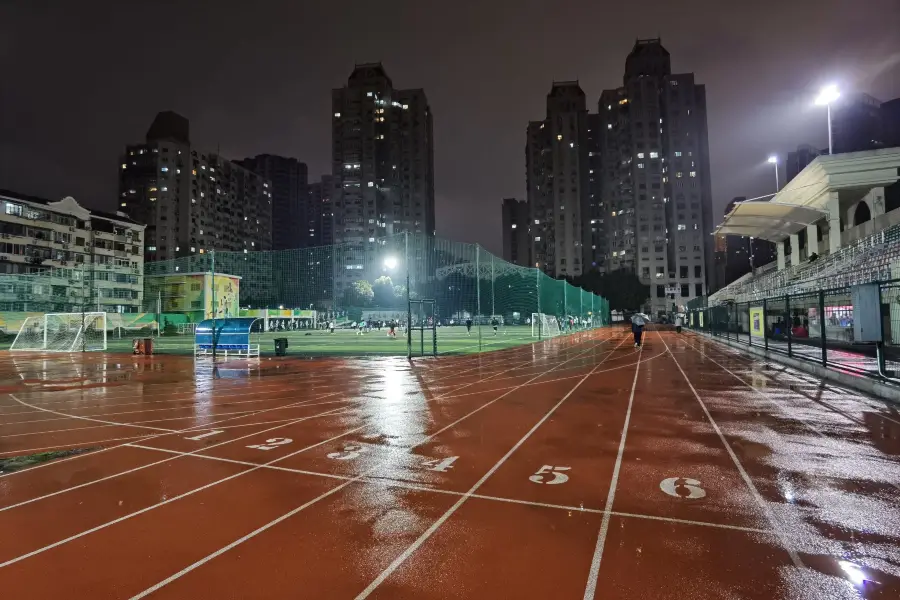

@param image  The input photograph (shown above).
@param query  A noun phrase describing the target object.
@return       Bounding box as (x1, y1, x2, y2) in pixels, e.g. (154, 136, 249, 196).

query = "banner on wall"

(690, 312, 695, 326)
(750, 307, 764, 338)
(699, 312, 704, 327)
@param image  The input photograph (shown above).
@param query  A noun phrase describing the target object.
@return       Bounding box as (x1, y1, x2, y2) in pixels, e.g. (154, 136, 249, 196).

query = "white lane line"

(126, 442, 773, 535)
(126, 336, 619, 599)
(0, 421, 369, 570)
(0, 389, 346, 480)
(0, 405, 351, 513)
(8, 394, 175, 433)
(582, 343, 644, 600)
(680, 335, 900, 493)
(355, 336, 630, 600)
(657, 332, 804, 568)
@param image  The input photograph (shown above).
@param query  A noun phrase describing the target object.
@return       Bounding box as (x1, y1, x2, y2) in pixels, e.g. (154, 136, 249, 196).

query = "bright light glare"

(815, 84, 840, 106)
(767, 155, 778, 164)
(839, 561, 873, 586)
(383, 257, 398, 270)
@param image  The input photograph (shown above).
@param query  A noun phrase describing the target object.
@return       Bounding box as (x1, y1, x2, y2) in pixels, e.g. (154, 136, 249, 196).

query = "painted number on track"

(421, 456, 458, 472)
(327, 444, 367, 460)
(659, 477, 706, 499)
(529, 465, 571, 485)
(247, 437, 293, 451)
(185, 430, 224, 441)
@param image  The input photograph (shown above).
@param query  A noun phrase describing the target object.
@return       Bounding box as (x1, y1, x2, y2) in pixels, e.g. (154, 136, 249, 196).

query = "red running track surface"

(0, 328, 899, 599)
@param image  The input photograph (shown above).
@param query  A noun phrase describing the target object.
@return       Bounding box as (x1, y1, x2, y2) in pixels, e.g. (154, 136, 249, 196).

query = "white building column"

(827, 191, 842, 254)
(869, 186, 886, 218)
(806, 222, 820, 256)
(790, 233, 801, 266)
(776, 240, 786, 270)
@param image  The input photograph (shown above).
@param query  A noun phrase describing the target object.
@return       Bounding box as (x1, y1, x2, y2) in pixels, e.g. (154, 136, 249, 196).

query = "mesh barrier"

(0, 233, 609, 356)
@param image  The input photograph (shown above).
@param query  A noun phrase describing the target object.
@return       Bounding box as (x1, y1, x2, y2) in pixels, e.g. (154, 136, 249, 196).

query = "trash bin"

(133, 338, 154, 355)
(274, 338, 288, 357)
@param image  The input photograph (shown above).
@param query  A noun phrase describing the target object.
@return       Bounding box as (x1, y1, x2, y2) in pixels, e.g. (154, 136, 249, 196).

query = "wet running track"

(0, 328, 898, 599)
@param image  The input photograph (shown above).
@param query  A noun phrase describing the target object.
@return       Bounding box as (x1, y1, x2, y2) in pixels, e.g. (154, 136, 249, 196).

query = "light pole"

(815, 84, 840, 155)
(767, 155, 779, 192)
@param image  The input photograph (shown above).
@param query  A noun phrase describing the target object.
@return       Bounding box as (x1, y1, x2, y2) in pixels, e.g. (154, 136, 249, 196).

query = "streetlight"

(815, 84, 840, 154)
(383, 256, 398, 270)
(767, 155, 779, 192)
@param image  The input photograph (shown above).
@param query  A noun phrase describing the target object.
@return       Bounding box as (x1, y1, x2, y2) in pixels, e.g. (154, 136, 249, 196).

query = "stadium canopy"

(714, 201, 827, 242)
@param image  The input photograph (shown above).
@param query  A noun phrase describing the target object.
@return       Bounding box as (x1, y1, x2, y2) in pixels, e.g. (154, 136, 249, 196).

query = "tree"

(346, 280, 374, 306)
(578, 268, 649, 312)
(372, 276, 395, 307)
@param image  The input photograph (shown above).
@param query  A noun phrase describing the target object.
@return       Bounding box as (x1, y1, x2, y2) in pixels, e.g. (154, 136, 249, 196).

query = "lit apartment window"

(650, 152, 659, 158)
(557, 134, 563, 141)
(535, 236, 541, 242)
(677, 224, 687, 231)
(674, 151, 682, 157)
(121, 164, 127, 169)
(334, 112, 341, 117)
(689, 171, 697, 177)
(637, 163, 645, 169)
(607, 124, 612, 129)
(676, 172, 683, 178)
(569, 142, 574, 148)
(190, 247, 196, 252)
(637, 153, 645, 159)
(160, 167, 168, 172)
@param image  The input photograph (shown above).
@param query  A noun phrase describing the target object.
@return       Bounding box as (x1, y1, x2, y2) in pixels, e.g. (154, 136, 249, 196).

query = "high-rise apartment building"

(526, 82, 597, 278)
(598, 39, 714, 315)
(120, 112, 273, 265)
(785, 144, 821, 184)
(331, 63, 435, 285)
(501, 198, 530, 266)
(309, 175, 335, 246)
(237, 155, 308, 250)
(831, 93, 886, 154)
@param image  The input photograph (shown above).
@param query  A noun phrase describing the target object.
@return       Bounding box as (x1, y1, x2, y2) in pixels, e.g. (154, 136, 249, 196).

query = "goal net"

(531, 313, 561, 338)
(10, 312, 107, 352)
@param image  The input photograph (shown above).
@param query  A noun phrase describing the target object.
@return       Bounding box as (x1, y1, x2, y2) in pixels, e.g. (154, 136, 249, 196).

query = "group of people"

(349, 319, 400, 338)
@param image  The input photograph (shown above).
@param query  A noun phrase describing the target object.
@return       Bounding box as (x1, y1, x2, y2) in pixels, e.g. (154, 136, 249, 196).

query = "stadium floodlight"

(767, 155, 779, 191)
(814, 84, 840, 154)
(383, 256, 398, 270)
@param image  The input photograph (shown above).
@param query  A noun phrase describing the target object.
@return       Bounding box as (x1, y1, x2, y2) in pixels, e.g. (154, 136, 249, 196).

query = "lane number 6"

(529, 465, 571, 485)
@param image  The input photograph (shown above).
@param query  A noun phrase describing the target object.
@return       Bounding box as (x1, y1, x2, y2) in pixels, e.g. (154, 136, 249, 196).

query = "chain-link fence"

(0, 232, 609, 357)
(685, 280, 900, 380)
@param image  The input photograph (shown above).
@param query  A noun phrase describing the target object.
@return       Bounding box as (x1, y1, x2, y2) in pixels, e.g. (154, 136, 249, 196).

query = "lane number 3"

(327, 444, 368, 460)
(529, 465, 571, 485)
(247, 437, 292, 451)
(659, 477, 706, 499)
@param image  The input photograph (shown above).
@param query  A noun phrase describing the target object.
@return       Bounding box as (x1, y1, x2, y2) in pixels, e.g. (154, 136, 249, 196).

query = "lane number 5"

(529, 465, 571, 485)
(659, 477, 706, 499)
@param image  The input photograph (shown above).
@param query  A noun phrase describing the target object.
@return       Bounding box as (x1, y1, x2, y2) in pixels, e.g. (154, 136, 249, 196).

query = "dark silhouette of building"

(501, 198, 530, 266)
(237, 155, 309, 250)
(785, 144, 821, 183)
(309, 175, 334, 246)
(719, 197, 776, 289)
(598, 38, 714, 313)
(831, 93, 886, 154)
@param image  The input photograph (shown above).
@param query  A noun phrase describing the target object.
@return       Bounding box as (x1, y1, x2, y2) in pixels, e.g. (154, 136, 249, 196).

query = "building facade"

(785, 144, 821, 184)
(831, 93, 887, 154)
(309, 175, 335, 247)
(331, 63, 435, 287)
(120, 112, 273, 265)
(237, 155, 308, 250)
(526, 82, 596, 278)
(501, 198, 530, 266)
(0, 189, 145, 313)
(598, 38, 714, 315)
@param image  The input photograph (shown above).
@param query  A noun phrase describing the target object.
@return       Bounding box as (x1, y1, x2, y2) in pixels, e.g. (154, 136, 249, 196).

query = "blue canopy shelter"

(194, 317, 261, 358)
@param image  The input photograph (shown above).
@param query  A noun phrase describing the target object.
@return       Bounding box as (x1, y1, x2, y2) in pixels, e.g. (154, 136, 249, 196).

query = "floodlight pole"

(490, 253, 495, 317)
(536, 268, 541, 341)
(406, 232, 412, 360)
(476, 244, 482, 352)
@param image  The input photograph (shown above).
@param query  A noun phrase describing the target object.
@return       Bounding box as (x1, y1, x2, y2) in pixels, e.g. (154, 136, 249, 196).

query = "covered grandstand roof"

(714, 201, 827, 242)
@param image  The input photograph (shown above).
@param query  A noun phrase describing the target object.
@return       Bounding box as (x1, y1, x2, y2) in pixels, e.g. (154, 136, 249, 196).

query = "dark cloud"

(2, 0, 898, 256)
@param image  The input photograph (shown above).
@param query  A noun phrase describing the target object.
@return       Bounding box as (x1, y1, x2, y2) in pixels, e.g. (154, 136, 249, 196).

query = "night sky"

(2, 1, 899, 256)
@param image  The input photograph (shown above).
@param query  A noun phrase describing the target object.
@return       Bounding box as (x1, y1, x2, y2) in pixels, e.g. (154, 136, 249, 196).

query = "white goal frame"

(10, 312, 108, 352)
(531, 313, 561, 338)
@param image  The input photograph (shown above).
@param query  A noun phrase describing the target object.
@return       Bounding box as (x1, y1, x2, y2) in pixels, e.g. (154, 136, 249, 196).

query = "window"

(637, 163, 645, 169)
(511, 224, 517, 229)
(695, 283, 703, 296)
(681, 284, 689, 297)
(637, 153, 645, 159)
(680, 266, 688, 279)
(649, 151, 658, 158)
(656, 285, 665, 298)
(160, 167, 168, 172)
(694, 265, 701, 278)
(677, 224, 687, 231)
(690, 171, 697, 177)
(674, 151, 682, 157)
(655, 266, 664, 278)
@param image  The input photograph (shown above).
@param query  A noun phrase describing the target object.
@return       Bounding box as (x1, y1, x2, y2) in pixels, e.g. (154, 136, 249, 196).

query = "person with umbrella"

(631, 312, 648, 348)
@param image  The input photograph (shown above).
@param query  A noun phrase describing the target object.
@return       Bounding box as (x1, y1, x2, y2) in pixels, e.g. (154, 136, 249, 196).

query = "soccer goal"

(531, 313, 561, 338)
(10, 312, 107, 352)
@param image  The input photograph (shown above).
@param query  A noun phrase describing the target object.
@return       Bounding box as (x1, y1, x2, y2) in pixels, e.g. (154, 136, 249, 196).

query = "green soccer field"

(93, 324, 588, 356)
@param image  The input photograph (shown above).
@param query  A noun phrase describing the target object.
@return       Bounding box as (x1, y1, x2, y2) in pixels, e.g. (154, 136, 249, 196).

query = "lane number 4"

(529, 465, 571, 485)
(247, 437, 293, 451)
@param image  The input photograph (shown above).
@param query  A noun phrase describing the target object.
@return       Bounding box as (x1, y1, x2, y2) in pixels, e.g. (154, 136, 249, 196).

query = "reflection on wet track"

(0, 328, 897, 599)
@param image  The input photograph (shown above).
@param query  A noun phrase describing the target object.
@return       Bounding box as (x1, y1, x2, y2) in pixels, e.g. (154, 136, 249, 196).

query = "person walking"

(675, 314, 683, 334)
(631, 312, 647, 348)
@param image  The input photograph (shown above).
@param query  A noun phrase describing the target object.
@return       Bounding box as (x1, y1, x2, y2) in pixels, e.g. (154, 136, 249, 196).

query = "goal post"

(531, 313, 561, 338)
(10, 312, 107, 352)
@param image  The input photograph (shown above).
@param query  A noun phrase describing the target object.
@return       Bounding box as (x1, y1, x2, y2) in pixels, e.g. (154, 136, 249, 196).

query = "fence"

(685, 280, 900, 381)
(0, 232, 609, 357)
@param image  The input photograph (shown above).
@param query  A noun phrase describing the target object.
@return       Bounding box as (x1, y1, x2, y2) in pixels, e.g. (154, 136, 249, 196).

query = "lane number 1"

(529, 465, 571, 485)
(421, 456, 458, 472)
